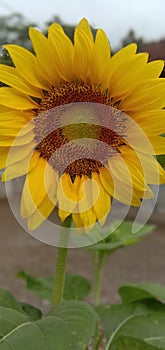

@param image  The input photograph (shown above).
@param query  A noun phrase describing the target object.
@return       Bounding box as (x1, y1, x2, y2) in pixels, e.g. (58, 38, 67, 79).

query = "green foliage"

(63, 274, 91, 300)
(0, 288, 23, 312)
(0, 288, 42, 320)
(1, 219, 165, 350)
(95, 302, 149, 345)
(95, 302, 165, 350)
(157, 154, 165, 168)
(93, 281, 165, 349)
(1, 285, 165, 350)
(19, 302, 42, 321)
(119, 282, 165, 304)
(114, 336, 162, 350)
(89, 221, 154, 254)
(0, 290, 97, 350)
(17, 270, 91, 301)
(0, 48, 13, 67)
(87, 221, 155, 307)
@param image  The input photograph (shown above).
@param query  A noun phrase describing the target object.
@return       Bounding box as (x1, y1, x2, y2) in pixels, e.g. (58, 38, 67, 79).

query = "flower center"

(34, 82, 125, 176)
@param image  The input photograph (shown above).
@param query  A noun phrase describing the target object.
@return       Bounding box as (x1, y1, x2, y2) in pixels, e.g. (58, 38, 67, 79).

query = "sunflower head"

(0, 18, 165, 237)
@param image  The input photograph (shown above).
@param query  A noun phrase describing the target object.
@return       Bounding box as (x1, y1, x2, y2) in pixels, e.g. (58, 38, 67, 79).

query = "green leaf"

(119, 282, 165, 304)
(115, 336, 161, 350)
(0, 301, 97, 350)
(95, 303, 148, 344)
(89, 221, 154, 253)
(19, 303, 42, 321)
(117, 312, 165, 349)
(0, 288, 42, 321)
(49, 301, 97, 348)
(157, 155, 165, 167)
(17, 270, 91, 301)
(17, 270, 53, 300)
(95, 303, 165, 350)
(0, 288, 24, 313)
(63, 274, 91, 300)
(138, 299, 165, 312)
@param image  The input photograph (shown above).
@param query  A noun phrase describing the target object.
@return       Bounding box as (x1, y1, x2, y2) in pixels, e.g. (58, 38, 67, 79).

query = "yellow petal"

(0, 146, 10, 169)
(99, 167, 114, 196)
(58, 172, 97, 231)
(0, 65, 43, 98)
(0, 117, 34, 138)
(0, 142, 35, 170)
(108, 43, 137, 81)
(99, 166, 141, 206)
(72, 213, 84, 230)
(48, 26, 74, 81)
(58, 208, 71, 222)
(27, 194, 57, 230)
(73, 27, 93, 83)
(110, 153, 149, 192)
(142, 60, 164, 79)
(0, 131, 34, 147)
(4, 44, 51, 90)
(77, 175, 96, 231)
(147, 136, 165, 155)
(20, 155, 57, 218)
(108, 152, 148, 204)
(76, 18, 94, 43)
(78, 175, 95, 214)
(92, 172, 111, 225)
(124, 116, 165, 154)
(90, 29, 111, 88)
(29, 27, 60, 86)
(109, 55, 164, 101)
(133, 187, 153, 200)
(57, 174, 81, 214)
(0, 110, 35, 122)
(109, 53, 149, 99)
(119, 145, 165, 184)
(0, 105, 13, 113)
(1, 149, 37, 181)
(0, 122, 27, 137)
(79, 208, 96, 232)
(124, 118, 157, 155)
(119, 150, 155, 195)
(0, 87, 38, 110)
(126, 110, 165, 135)
(120, 79, 165, 112)
(48, 22, 65, 33)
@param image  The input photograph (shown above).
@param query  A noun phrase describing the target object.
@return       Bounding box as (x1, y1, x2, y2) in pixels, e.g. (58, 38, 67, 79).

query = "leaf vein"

(0, 321, 31, 343)
(145, 336, 165, 341)
(105, 314, 136, 350)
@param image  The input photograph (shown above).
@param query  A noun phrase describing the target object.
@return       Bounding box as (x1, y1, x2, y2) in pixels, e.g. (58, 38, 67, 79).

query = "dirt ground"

(0, 199, 165, 311)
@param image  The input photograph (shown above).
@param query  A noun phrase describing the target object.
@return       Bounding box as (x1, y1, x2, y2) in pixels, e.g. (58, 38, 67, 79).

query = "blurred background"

(0, 0, 164, 307)
(0, 0, 165, 63)
(0, 0, 165, 51)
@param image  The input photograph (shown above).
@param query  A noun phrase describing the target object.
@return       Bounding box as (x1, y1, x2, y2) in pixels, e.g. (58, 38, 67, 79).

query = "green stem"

(93, 320, 99, 350)
(52, 216, 71, 308)
(94, 252, 105, 305)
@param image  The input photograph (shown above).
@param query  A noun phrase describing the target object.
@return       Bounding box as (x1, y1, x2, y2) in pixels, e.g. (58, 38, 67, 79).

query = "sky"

(0, 0, 164, 49)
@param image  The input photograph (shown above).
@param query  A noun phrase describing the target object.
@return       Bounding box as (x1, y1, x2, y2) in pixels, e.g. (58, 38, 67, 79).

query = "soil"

(0, 198, 165, 311)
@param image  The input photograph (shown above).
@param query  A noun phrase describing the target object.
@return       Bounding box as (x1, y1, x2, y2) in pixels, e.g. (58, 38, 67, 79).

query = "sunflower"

(0, 18, 165, 232)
